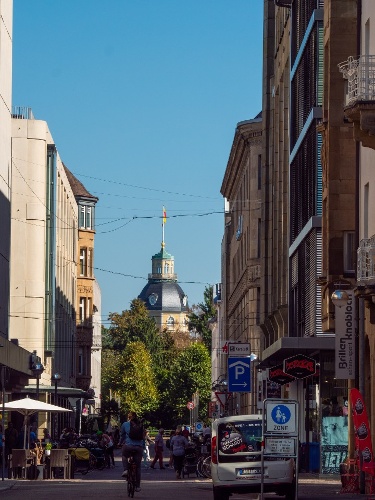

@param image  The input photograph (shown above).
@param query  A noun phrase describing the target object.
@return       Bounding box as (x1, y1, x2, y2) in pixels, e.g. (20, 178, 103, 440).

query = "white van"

(211, 414, 296, 500)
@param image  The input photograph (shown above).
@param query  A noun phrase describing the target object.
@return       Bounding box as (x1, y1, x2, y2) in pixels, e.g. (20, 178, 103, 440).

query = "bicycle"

(127, 455, 138, 498)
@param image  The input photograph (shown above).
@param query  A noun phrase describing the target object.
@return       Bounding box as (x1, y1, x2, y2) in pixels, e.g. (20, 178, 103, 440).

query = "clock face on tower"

(148, 293, 158, 306)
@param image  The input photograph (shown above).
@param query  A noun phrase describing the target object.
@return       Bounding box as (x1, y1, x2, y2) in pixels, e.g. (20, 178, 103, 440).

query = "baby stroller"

(182, 446, 199, 478)
(71, 448, 105, 474)
(71, 447, 97, 475)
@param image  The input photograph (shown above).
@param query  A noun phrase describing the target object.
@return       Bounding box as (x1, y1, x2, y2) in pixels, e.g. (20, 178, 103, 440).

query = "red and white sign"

(208, 401, 218, 417)
(186, 401, 195, 410)
(215, 391, 232, 408)
(350, 388, 374, 474)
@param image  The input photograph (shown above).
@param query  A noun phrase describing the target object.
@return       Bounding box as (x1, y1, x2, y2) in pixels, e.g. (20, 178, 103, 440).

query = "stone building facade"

(220, 116, 263, 415)
(64, 166, 99, 392)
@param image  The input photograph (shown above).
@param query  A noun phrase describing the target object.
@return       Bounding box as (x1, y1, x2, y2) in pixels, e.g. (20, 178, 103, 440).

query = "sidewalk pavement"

(0, 449, 357, 497)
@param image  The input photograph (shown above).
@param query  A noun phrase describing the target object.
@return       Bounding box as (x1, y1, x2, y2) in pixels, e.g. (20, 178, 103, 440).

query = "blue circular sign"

(271, 405, 291, 424)
(195, 422, 203, 431)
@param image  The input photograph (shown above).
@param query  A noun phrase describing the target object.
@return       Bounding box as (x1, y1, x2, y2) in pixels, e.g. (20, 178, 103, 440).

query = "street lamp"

(52, 373, 61, 440)
(31, 362, 44, 400)
(31, 362, 44, 434)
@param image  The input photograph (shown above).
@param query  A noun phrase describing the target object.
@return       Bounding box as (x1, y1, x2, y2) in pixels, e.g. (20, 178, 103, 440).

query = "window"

(236, 215, 243, 241)
(78, 349, 83, 375)
(164, 263, 170, 273)
(80, 248, 87, 276)
(258, 154, 262, 190)
(166, 316, 175, 328)
(79, 204, 94, 230)
(343, 231, 356, 274)
(88, 248, 93, 277)
(257, 219, 261, 258)
(79, 297, 86, 323)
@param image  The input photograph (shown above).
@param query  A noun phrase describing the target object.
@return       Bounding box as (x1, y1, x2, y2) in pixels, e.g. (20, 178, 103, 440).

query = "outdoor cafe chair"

(48, 449, 70, 479)
(10, 449, 35, 479)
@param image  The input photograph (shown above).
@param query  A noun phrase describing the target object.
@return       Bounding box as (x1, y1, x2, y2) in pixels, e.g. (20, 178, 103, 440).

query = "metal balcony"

(357, 236, 375, 283)
(338, 56, 375, 148)
(338, 56, 375, 106)
(12, 106, 34, 120)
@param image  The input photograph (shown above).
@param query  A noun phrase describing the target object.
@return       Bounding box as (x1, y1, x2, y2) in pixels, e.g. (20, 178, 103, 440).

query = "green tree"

(103, 341, 159, 417)
(166, 342, 211, 422)
(188, 285, 216, 351)
(107, 299, 164, 356)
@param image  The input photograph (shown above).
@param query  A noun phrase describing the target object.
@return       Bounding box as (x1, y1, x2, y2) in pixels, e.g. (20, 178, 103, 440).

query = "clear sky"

(12, 1, 264, 326)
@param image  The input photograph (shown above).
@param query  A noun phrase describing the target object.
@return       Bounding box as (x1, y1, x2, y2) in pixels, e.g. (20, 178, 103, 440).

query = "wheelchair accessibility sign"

(265, 400, 297, 434)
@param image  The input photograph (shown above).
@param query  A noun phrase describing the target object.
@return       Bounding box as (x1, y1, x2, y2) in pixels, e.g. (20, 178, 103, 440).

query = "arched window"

(164, 263, 169, 273)
(166, 316, 175, 328)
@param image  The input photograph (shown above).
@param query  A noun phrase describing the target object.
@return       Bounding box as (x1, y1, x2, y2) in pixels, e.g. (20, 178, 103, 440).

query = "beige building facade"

(10, 116, 78, 395)
(339, 0, 375, 452)
(220, 116, 263, 415)
(0, 0, 33, 398)
(64, 166, 99, 393)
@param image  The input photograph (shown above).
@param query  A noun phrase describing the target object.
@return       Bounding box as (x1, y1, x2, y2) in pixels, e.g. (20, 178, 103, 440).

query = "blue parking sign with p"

(228, 357, 251, 392)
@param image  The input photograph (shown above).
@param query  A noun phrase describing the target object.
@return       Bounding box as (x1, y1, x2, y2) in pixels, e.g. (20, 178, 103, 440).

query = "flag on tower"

(163, 206, 167, 224)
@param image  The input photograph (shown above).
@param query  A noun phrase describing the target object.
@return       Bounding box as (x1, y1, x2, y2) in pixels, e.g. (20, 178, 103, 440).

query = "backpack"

(128, 420, 144, 441)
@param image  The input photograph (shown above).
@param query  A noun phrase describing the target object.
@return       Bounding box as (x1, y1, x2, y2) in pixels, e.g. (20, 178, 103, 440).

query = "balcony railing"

(338, 56, 375, 106)
(357, 236, 375, 282)
(11, 106, 34, 119)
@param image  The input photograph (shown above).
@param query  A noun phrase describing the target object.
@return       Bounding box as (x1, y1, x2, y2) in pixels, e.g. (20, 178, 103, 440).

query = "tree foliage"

(102, 341, 158, 417)
(107, 299, 161, 352)
(166, 342, 211, 421)
(101, 289, 213, 427)
(188, 285, 216, 351)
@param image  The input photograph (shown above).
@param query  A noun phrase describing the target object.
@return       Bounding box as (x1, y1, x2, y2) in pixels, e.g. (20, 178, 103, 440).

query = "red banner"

(350, 388, 374, 475)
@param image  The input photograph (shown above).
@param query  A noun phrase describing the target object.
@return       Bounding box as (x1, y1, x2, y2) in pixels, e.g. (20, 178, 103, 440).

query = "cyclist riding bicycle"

(120, 411, 144, 492)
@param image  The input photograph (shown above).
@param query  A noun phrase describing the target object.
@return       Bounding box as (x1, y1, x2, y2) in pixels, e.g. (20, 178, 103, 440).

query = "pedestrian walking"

(167, 430, 175, 468)
(4, 422, 18, 466)
(101, 430, 115, 467)
(170, 425, 189, 479)
(150, 428, 165, 469)
(143, 430, 152, 467)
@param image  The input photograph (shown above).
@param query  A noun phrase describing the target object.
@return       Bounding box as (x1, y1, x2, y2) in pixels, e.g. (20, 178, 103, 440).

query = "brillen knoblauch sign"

(335, 290, 356, 379)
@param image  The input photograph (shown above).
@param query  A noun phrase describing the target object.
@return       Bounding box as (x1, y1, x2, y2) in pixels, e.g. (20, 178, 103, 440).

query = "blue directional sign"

(228, 357, 251, 392)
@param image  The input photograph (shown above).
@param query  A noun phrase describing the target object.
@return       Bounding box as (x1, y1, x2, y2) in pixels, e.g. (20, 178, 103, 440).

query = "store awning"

(258, 335, 335, 369)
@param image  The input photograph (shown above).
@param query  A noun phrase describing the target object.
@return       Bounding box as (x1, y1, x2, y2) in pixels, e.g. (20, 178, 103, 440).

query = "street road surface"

(0, 448, 360, 499)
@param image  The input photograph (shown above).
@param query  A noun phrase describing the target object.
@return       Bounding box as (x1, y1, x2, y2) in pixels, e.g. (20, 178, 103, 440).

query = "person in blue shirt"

(119, 411, 144, 492)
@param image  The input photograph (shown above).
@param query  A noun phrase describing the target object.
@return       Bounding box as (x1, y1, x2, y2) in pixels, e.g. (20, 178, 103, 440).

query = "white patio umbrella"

(4, 396, 72, 448)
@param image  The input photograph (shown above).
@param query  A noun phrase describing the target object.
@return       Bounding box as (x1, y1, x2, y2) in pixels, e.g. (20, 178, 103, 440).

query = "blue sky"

(12, 1, 264, 325)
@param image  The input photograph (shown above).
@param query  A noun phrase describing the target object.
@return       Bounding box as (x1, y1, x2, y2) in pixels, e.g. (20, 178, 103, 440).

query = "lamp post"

(52, 373, 61, 440)
(31, 362, 44, 437)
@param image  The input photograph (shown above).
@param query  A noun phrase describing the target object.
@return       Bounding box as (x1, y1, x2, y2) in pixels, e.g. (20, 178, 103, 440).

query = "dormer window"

(79, 204, 95, 230)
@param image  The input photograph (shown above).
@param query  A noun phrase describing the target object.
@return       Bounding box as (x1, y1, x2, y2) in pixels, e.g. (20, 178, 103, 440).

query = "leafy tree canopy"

(105, 341, 159, 417)
(166, 342, 211, 421)
(188, 285, 216, 351)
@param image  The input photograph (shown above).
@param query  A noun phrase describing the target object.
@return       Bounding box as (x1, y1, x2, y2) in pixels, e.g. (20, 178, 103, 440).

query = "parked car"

(211, 414, 295, 500)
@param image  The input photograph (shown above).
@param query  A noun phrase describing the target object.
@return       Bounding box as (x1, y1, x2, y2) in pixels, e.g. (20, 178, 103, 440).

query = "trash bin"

(309, 442, 320, 473)
(300, 442, 320, 472)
